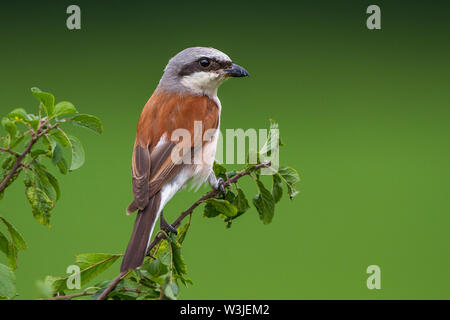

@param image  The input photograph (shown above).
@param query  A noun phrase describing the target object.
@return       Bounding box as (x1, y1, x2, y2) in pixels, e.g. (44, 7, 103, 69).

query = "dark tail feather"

(120, 192, 161, 272)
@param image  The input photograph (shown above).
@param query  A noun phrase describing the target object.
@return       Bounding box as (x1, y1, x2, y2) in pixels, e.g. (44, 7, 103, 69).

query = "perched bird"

(121, 47, 249, 272)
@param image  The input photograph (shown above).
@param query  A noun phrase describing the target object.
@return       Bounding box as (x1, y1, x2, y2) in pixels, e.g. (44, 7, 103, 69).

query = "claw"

(217, 177, 226, 198)
(160, 211, 177, 235)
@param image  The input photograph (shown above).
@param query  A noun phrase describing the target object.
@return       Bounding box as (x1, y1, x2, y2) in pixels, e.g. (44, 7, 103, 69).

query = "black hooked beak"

(224, 63, 249, 77)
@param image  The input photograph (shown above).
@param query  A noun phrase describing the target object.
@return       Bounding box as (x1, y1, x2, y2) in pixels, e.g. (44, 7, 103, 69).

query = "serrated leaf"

(31, 87, 55, 117)
(203, 198, 238, 218)
(277, 166, 300, 199)
(0, 217, 27, 250)
(253, 179, 275, 224)
(70, 114, 103, 134)
(177, 222, 190, 245)
(0, 263, 16, 299)
(169, 235, 187, 276)
(54, 101, 77, 117)
(67, 134, 85, 171)
(272, 173, 283, 203)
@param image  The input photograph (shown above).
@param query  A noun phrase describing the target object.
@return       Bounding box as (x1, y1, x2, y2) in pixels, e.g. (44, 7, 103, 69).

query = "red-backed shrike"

(121, 47, 249, 272)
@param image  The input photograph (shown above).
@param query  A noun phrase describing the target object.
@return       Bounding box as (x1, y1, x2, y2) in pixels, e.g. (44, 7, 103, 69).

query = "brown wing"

(130, 143, 151, 210)
(126, 90, 219, 214)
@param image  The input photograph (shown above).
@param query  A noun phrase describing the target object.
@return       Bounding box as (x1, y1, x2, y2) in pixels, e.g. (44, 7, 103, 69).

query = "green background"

(1, 0, 449, 299)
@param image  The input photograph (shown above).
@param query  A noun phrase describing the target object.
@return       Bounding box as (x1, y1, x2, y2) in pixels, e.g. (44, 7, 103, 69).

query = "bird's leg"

(208, 170, 226, 197)
(160, 210, 177, 235)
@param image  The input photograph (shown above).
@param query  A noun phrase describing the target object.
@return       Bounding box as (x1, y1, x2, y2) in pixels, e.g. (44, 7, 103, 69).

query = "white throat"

(180, 71, 225, 98)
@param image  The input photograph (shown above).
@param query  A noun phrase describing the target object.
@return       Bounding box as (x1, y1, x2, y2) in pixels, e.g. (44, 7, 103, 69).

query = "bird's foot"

(216, 177, 226, 198)
(160, 212, 177, 235)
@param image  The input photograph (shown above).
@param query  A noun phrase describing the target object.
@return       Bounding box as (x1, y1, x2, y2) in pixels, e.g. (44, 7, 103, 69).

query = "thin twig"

(96, 161, 271, 300)
(0, 120, 58, 193)
(0, 147, 19, 157)
(42, 289, 97, 300)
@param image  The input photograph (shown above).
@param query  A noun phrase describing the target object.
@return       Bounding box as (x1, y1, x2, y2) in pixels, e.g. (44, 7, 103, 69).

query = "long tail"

(120, 192, 161, 272)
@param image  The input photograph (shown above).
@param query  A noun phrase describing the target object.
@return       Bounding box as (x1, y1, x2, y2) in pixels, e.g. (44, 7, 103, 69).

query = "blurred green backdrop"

(1, 0, 449, 299)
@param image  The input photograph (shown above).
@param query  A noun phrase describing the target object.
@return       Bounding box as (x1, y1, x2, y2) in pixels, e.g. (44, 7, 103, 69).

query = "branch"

(0, 121, 58, 192)
(42, 288, 98, 300)
(0, 147, 19, 157)
(96, 161, 271, 300)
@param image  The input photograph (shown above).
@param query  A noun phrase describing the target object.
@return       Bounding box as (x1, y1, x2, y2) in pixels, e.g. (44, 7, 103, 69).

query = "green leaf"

(143, 259, 169, 278)
(50, 129, 70, 147)
(0, 232, 9, 257)
(31, 87, 55, 117)
(29, 119, 40, 131)
(54, 101, 77, 117)
(213, 161, 227, 180)
(6, 243, 17, 270)
(236, 187, 250, 214)
(75, 253, 118, 269)
(0, 233, 17, 270)
(27, 186, 53, 227)
(164, 282, 178, 300)
(203, 198, 238, 218)
(203, 202, 221, 218)
(7, 108, 29, 122)
(35, 279, 54, 299)
(9, 134, 25, 149)
(253, 179, 275, 224)
(169, 235, 187, 276)
(57, 157, 68, 175)
(45, 253, 121, 293)
(70, 114, 103, 134)
(0, 263, 16, 299)
(0, 217, 27, 250)
(31, 163, 57, 201)
(51, 142, 63, 165)
(272, 173, 283, 203)
(67, 134, 85, 171)
(31, 149, 50, 158)
(44, 170, 61, 201)
(177, 222, 190, 245)
(277, 166, 300, 199)
(24, 170, 54, 227)
(1, 117, 17, 137)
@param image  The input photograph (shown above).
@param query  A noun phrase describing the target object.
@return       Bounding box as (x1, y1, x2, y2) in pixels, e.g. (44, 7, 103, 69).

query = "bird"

(120, 47, 249, 272)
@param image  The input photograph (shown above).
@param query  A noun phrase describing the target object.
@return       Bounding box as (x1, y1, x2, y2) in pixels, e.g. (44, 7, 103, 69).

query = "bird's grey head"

(157, 47, 249, 97)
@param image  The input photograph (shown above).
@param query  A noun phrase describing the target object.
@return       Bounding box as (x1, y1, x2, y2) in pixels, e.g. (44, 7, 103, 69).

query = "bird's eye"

(199, 58, 211, 67)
